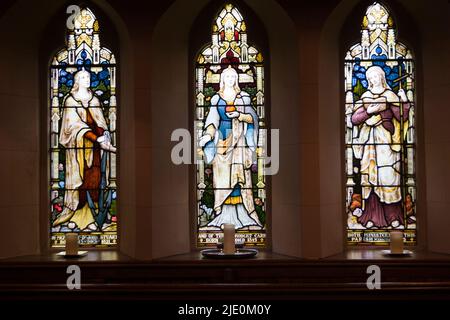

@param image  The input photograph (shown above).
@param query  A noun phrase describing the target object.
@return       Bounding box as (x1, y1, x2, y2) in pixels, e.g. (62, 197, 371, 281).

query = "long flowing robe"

(57, 94, 109, 229)
(351, 89, 410, 227)
(203, 91, 260, 228)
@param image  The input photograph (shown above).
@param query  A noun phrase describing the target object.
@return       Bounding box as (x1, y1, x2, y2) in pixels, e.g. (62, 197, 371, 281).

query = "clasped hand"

(397, 89, 408, 102)
(198, 134, 212, 148)
(363, 97, 386, 115)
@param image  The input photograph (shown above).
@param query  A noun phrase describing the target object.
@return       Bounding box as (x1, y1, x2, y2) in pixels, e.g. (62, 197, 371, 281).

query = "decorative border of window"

(345, 2, 416, 245)
(49, 8, 118, 247)
(195, 4, 267, 247)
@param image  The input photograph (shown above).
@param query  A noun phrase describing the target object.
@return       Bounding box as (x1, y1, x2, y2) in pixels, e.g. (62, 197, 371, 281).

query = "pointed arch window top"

(197, 3, 262, 65)
(363, 2, 392, 31)
(347, 2, 412, 63)
(52, 8, 115, 69)
(73, 7, 98, 31)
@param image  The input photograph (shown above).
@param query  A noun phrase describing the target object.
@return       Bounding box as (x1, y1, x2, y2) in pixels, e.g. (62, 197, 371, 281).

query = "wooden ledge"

(1, 249, 449, 300)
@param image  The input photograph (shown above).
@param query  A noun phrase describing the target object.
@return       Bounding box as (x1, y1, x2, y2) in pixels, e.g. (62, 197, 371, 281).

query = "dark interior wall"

(405, 0, 450, 254)
(0, 0, 449, 259)
(0, 0, 60, 258)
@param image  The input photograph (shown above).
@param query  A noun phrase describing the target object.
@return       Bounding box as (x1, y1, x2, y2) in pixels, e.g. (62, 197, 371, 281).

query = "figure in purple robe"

(351, 66, 410, 228)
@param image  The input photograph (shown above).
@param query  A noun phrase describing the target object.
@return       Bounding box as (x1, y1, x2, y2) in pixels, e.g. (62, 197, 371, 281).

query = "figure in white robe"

(53, 69, 116, 230)
(199, 66, 263, 230)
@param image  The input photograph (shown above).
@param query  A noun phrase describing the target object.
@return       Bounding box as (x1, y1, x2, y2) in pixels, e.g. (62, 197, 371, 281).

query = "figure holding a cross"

(351, 65, 410, 229)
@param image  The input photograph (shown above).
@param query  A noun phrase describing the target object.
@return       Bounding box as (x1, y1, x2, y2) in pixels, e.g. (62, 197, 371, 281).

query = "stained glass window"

(345, 2, 416, 245)
(195, 3, 266, 247)
(50, 8, 118, 247)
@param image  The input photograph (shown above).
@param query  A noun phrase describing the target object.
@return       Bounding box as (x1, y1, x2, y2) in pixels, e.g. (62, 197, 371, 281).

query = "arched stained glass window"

(345, 2, 416, 245)
(196, 3, 266, 247)
(50, 8, 118, 247)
